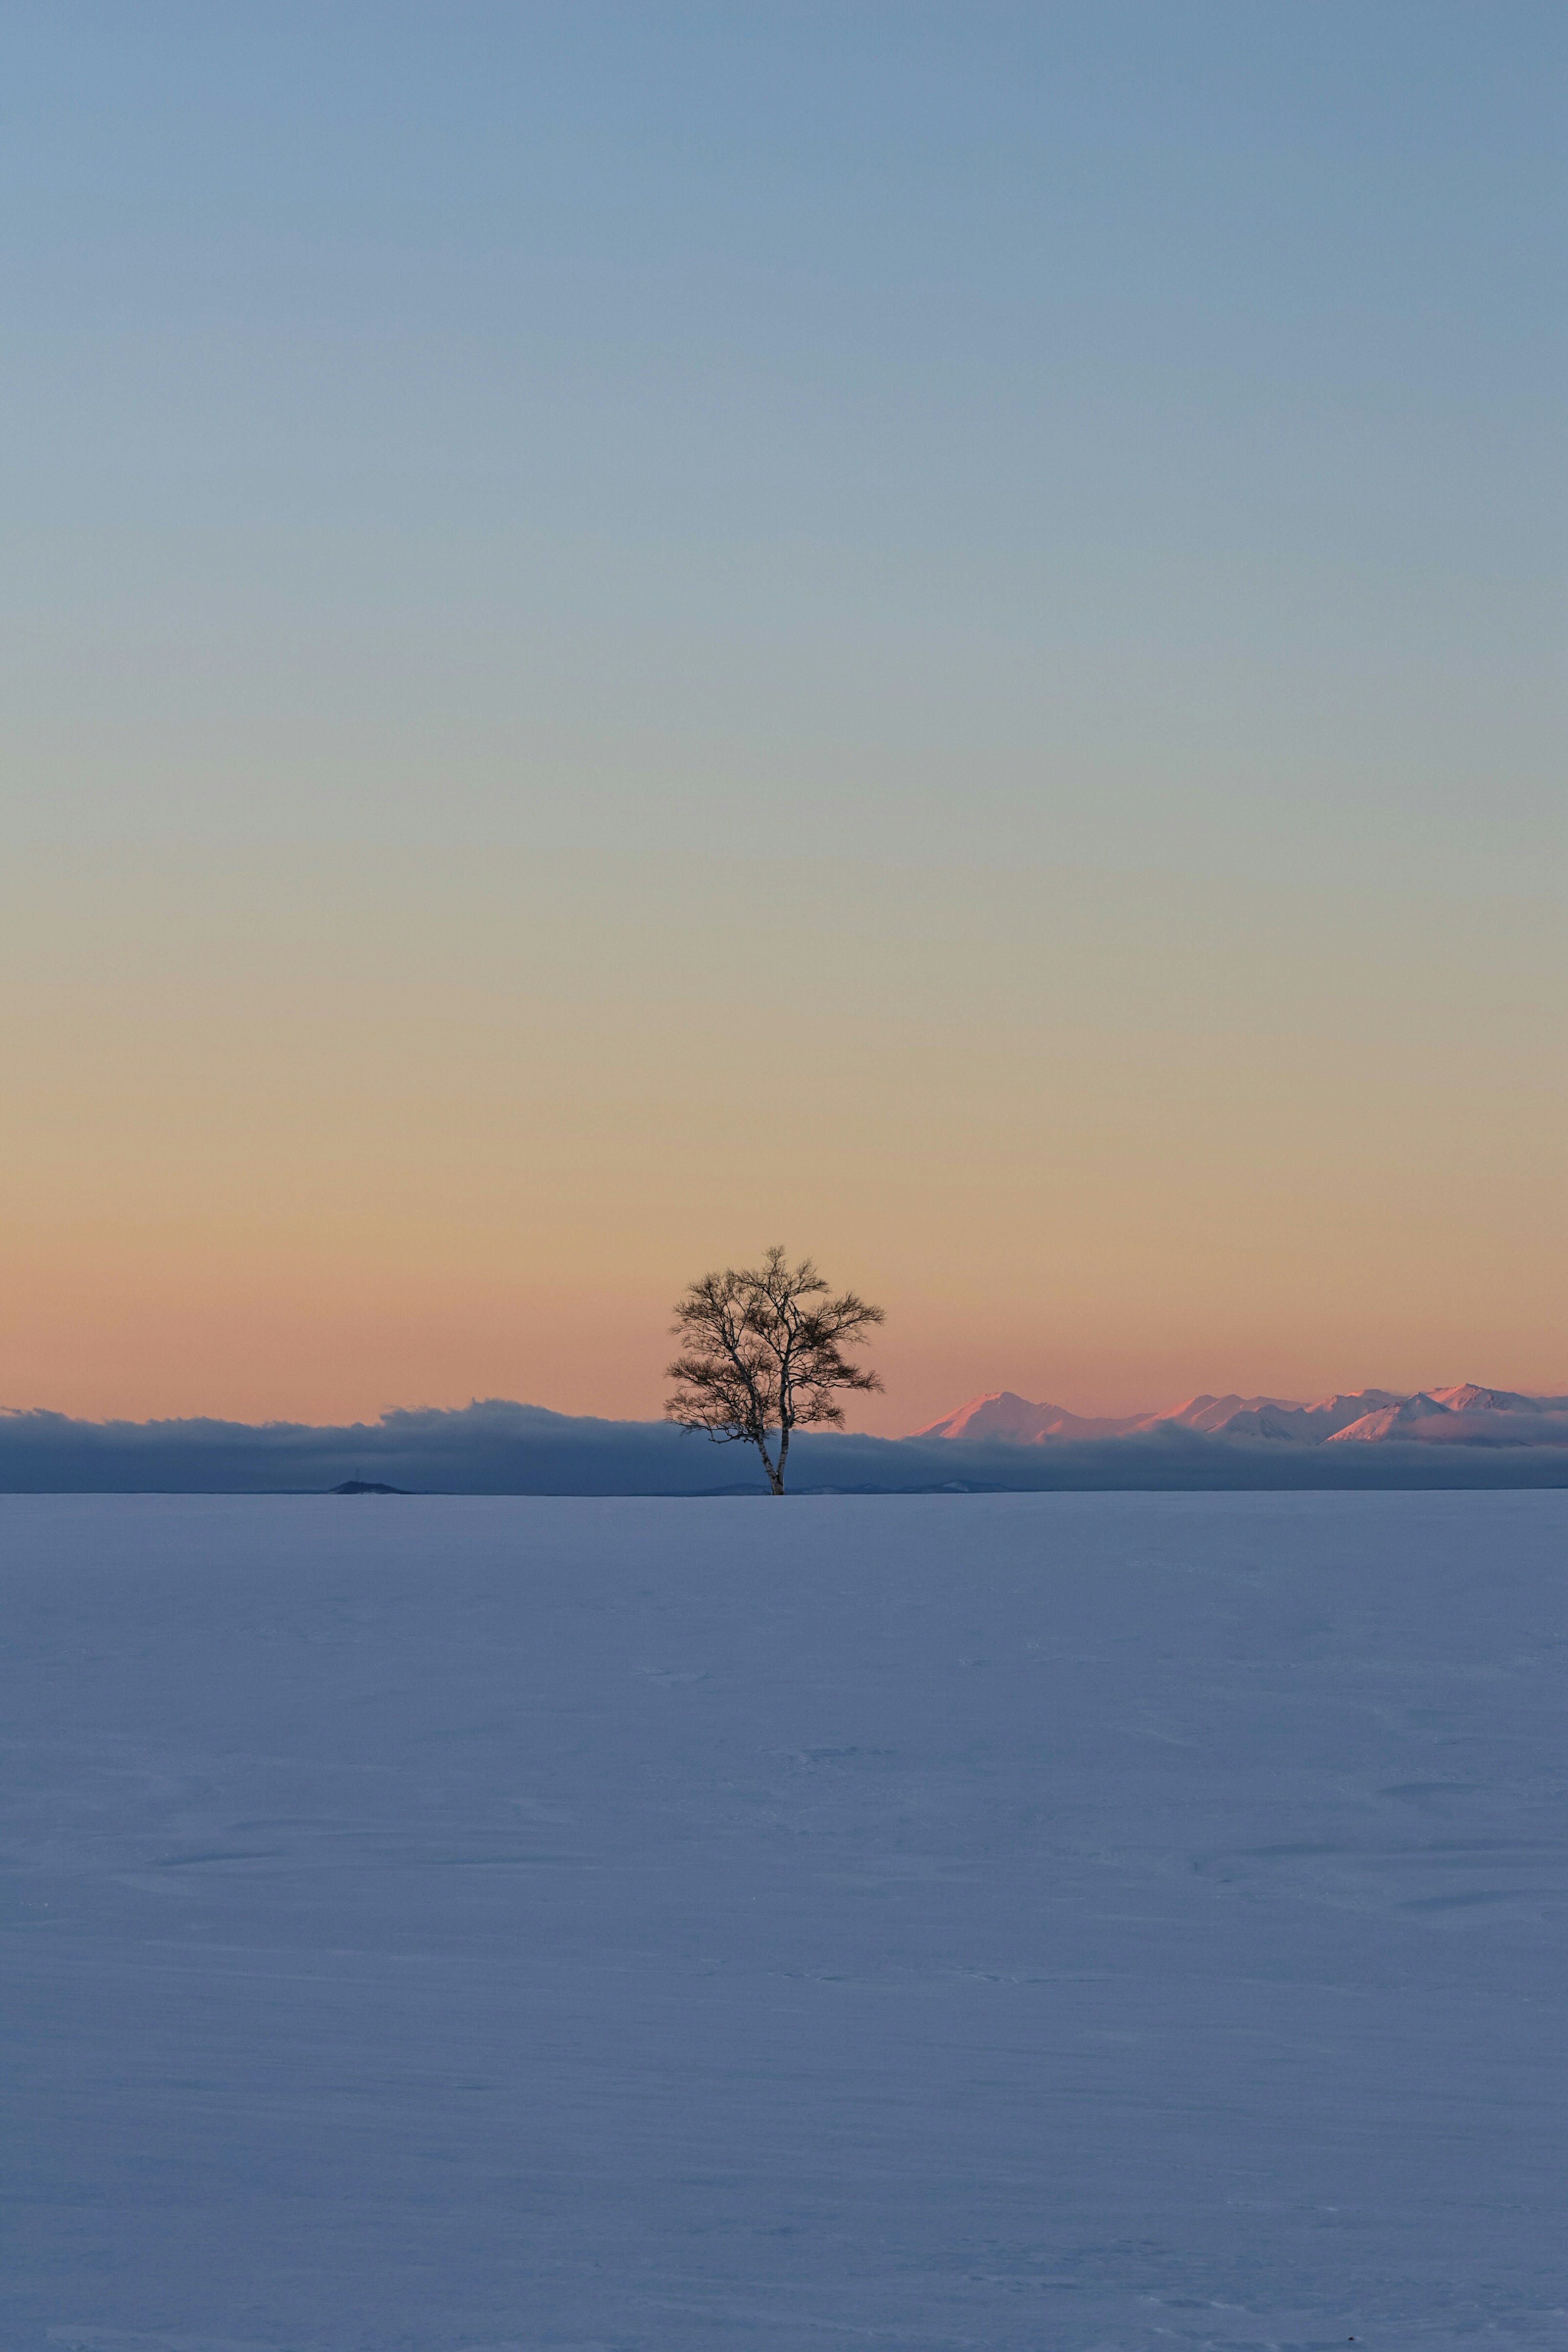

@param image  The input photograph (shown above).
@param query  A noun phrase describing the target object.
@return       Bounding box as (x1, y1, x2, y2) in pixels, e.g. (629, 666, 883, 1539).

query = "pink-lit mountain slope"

(914, 1390, 1400, 1443)
(915, 1386, 1568, 1447)
(1204, 1392, 1407, 1441)
(913, 1392, 1147, 1442)
(1151, 1393, 1404, 1439)
(1328, 1388, 1568, 1445)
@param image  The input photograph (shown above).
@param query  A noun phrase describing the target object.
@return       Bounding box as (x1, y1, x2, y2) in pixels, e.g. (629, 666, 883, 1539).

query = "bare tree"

(665, 1246, 885, 1495)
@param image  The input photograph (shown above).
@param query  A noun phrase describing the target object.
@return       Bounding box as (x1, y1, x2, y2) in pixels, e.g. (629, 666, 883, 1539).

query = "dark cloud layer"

(2, 1400, 1567, 1494)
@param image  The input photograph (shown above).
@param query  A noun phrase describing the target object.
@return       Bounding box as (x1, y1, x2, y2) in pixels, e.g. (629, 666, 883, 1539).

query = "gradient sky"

(3, 2, 1564, 1433)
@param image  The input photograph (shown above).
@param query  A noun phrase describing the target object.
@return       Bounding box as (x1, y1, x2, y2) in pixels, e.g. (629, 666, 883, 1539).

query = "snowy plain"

(4, 1492, 1566, 2352)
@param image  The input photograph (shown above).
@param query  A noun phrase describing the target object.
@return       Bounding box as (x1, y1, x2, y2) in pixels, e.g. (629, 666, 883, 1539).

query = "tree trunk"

(756, 1432, 787, 1496)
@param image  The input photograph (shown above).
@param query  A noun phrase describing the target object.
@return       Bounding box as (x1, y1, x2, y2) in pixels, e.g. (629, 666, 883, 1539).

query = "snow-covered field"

(5, 1493, 1566, 2352)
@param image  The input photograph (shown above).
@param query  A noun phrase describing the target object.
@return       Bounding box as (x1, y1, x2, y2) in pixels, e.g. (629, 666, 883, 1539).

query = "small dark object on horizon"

(330, 1479, 408, 1495)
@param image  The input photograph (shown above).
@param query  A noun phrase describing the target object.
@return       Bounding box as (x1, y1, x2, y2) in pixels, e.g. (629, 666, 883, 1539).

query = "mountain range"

(3, 1393, 1568, 1492)
(916, 1385, 1568, 1448)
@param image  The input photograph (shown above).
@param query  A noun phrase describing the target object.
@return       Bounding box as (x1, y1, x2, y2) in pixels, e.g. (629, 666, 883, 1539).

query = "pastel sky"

(3, 3, 1564, 1434)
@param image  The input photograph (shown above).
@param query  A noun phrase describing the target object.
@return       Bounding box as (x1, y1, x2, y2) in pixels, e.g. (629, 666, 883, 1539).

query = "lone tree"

(665, 1246, 885, 1495)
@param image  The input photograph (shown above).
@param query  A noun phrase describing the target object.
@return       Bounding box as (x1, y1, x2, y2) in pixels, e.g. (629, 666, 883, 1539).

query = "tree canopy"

(665, 1247, 884, 1494)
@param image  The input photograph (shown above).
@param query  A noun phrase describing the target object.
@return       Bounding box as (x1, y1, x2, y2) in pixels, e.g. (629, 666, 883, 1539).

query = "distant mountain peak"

(1327, 1394, 1446, 1443)
(912, 1392, 1146, 1443)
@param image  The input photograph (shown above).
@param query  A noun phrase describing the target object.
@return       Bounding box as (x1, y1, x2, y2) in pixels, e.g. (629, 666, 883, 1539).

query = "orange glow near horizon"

(3, 845, 1563, 1436)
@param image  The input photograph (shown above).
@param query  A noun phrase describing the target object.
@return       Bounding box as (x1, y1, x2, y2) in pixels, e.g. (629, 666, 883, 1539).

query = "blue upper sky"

(4, 2, 1563, 889)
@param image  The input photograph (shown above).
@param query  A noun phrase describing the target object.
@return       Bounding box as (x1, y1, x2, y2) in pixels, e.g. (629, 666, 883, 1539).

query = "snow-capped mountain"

(913, 1392, 1147, 1443)
(913, 1391, 1347, 1443)
(915, 1385, 1568, 1448)
(1326, 1393, 1455, 1443)
(1150, 1394, 1303, 1434)
(1205, 1391, 1408, 1441)
(1327, 1388, 1568, 1445)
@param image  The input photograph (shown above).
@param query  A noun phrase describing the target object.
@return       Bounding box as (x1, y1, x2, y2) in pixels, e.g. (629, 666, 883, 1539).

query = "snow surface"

(5, 1491, 1567, 2352)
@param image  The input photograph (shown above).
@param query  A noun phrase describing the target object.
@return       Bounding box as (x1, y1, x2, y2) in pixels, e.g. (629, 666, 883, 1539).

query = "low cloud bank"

(3, 1400, 1568, 1493)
